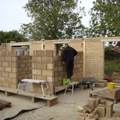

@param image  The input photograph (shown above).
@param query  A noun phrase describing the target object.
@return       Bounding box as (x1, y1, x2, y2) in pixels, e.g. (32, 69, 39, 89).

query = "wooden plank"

(83, 41, 85, 77)
(55, 86, 66, 93)
(47, 97, 58, 107)
(0, 86, 58, 107)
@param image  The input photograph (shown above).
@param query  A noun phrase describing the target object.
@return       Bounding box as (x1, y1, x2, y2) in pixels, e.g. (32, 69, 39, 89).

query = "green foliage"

(0, 30, 28, 43)
(105, 46, 120, 60)
(20, 0, 86, 40)
(105, 60, 120, 73)
(88, 0, 120, 37)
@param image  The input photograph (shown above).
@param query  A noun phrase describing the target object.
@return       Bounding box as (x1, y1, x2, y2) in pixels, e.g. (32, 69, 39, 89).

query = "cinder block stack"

(76, 97, 120, 120)
(95, 80, 107, 88)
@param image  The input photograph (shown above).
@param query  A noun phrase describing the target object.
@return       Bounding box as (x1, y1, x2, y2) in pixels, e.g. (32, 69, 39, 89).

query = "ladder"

(17, 79, 52, 97)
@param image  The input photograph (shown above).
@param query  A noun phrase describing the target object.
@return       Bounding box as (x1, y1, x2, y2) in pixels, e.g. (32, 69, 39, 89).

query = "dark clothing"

(65, 60, 74, 78)
(62, 45, 77, 78)
(62, 45, 77, 62)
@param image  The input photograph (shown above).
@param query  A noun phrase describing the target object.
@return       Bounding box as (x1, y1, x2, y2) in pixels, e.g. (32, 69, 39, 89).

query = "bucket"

(107, 82, 116, 90)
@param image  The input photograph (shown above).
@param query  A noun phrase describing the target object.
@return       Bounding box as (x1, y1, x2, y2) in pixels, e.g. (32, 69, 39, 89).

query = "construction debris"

(77, 97, 120, 120)
(0, 99, 11, 110)
(95, 80, 107, 88)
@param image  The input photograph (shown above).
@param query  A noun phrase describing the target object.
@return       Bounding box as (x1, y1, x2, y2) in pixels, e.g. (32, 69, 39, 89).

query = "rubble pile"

(77, 97, 120, 120)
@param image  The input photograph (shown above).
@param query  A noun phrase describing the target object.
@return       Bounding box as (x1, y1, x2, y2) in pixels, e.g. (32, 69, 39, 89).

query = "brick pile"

(77, 97, 120, 120)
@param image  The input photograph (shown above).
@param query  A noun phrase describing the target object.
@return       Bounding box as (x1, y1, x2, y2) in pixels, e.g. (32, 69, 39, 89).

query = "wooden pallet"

(0, 99, 11, 110)
(0, 86, 58, 107)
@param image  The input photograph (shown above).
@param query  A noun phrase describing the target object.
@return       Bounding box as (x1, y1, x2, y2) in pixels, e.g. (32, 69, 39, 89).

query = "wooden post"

(83, 41, 86, 77)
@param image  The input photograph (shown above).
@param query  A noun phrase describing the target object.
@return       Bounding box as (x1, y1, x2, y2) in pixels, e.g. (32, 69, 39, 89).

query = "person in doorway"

(62, 43, 77, 79)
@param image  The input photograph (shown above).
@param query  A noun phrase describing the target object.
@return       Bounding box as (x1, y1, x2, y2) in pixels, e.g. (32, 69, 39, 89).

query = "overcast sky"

(0, 0, 94, 32)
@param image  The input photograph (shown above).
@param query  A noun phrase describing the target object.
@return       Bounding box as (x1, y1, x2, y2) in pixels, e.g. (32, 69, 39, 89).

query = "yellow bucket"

(107, 82, 116, 90)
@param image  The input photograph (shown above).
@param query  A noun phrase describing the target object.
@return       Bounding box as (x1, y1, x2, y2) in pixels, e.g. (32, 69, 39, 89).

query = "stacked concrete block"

(95, 80, 107, 88)
(76, 98, 119, 120)
(32, 50, 54, 94)
(103, 88, 120, 100)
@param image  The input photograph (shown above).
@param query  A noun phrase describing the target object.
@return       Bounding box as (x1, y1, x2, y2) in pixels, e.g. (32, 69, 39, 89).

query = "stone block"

(41, 57, 53, 63)
(0, 57, 4, 62)
(9, 73, 16, 78)
(5, 67, 12, 72)
(2, 62, 8, 67)
(8, 51, 17, 56)
(46, 50, 53, 56)
(76, 116, 85, 120)
(97, 107, 106, 117)
(95, 98, 100, 108)
(47, 63, 53, 70)
(5, 77, 12, 83)
(47, 76, 53, 82)
(95, 83, 105, 88)
(37, 63, 46, 69)
(36, 75, 47, 80)
(0, 67, 5, 72)
(32, 57, 41, 63)
(88, 114, 98, 119)
(10, 83, 17, 89)
(2, 51, 8, 56)
(115, 107, 120, 117)
(2, 82, 9, 87)
(5, 57, 11, 61)
(36, 50, 46, 56)
(32, 69, 41, 75)
(0, 77, 5, 81)
(3, 72, 9, 77)
(88, 98, 95, 109)
(9, 62, 17, 67)
(42, 70, 53, 76)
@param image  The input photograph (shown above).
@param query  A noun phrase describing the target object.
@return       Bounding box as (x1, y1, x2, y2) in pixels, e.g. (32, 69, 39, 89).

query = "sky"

(0, 0, 94, 32)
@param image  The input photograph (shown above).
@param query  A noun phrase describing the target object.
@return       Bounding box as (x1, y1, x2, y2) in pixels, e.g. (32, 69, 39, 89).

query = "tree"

(20, 0, 86, 40)
(88, 0, 120, 37)
(0, 30, 28, 43)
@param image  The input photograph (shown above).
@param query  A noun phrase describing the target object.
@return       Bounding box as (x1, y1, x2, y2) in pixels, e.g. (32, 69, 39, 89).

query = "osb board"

(0, 86, 57, 101)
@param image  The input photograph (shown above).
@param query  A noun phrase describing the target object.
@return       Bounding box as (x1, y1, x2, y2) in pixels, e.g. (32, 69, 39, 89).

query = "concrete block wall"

(0, 51, 18, 88)
(32, 50, 54, 94)
(0, 51, 32, 89)
(85, 39, 104, 80)
(54, 52, 83, 87)
(17, 56, 32, 80)
(32, 50, 83, 95)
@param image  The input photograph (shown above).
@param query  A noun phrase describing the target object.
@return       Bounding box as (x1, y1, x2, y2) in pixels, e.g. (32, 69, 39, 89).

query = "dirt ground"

(0, 85, 120, 120)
